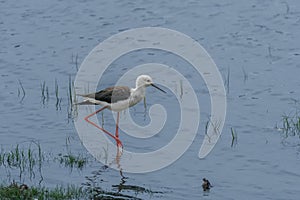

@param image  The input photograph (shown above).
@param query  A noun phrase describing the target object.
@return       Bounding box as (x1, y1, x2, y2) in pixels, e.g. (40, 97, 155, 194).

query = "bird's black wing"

(80, 86, 131, 104)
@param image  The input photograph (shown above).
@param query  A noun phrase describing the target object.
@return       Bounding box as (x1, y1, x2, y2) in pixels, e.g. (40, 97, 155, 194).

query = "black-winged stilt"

(77, 75, 166, 148)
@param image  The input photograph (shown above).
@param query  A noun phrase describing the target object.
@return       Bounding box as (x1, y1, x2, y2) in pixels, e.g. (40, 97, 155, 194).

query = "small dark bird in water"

(202, 178, 212, 191)
(19, 184, 29, 191)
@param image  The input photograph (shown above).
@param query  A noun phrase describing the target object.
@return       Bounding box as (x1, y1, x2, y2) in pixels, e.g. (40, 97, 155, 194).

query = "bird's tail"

(76, 93, 99, 105)
(75, 100, 97, 105)
(76, 94, 90, 97)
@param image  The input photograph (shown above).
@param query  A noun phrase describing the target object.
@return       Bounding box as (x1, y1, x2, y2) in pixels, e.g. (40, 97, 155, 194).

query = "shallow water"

(1, 0, 300, 199)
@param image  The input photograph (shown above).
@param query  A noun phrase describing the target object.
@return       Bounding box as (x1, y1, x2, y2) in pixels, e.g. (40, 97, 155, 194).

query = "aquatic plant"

(241, 67, 248, 83)
(0, 143, 44, 181)
(54, 79, 62, 110)
(71, 53, 79, 71)
(0, 182, 86, 200)
(281, 112, 300, 137)
(68, 75, 73, 106)
(56, 153, 88, 170)
(17, 80, 26, 102)
(179, 79, 183, 99)
(67, 75, 78, 120)
(231, 127, 237, 147)
(226, 67, 230, 94)
(40, 81, 49, 104)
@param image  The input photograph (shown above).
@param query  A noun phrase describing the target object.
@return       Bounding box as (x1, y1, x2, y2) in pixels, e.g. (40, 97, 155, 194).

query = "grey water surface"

(1, 0, 300, 199)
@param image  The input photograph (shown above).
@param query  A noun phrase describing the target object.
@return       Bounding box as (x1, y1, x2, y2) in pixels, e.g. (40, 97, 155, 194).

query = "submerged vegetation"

(0, 143, 161, 199)
(0, 145, 161, 199)
(36, 75, 78, 119)
(281, 111, 300, 138)
(56, 153, 88, 170)
(230, 127, 238, 147)
(0, 143, 44, 181)
(67, 75, 78, 120)
(0, 142, 89, 184)
(0, 183, 86, 200)
(54, 79, 62, 110)
(277, 107, 300, 153)
(0, 180, 161, 200)
(17, 79, 26, 102)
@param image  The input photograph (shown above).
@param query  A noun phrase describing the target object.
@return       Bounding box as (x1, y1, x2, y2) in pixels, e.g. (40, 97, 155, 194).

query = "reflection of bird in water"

(77, 75, 166, 149)
(202, 178, 212, 191)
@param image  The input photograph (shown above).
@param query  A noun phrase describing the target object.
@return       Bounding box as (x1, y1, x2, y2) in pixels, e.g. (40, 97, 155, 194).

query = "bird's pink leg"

(115, 112, 122, 148)
(84, 106, 123, 148)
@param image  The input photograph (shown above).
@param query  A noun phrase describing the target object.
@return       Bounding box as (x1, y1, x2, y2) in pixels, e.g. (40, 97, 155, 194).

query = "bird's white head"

(136, 75, 153, 87)
(136, 75, 166, 93)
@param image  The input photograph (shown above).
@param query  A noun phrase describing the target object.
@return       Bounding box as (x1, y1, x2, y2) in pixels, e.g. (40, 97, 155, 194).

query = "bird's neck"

(132, 85, 146, 96)
(128, 86, 146, 107)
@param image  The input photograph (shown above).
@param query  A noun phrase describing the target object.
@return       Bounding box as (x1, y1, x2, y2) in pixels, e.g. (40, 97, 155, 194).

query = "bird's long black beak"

(151, 83, 166, 93)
